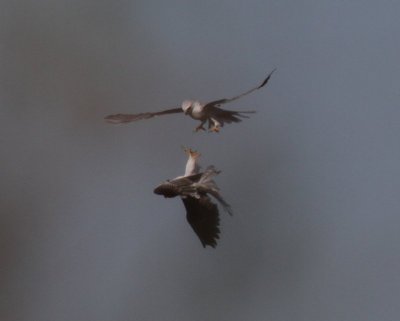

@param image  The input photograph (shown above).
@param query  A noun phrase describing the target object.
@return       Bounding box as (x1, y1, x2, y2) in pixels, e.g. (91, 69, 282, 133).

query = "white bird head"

(181, 100, 194, 114)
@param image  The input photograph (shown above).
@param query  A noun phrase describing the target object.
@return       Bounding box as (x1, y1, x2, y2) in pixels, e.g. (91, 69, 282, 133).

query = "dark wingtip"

(104, 114, 127, 124)
(199, 234, 218, 249)
(203, 242, 217, 248)
(259, 68, 277, 88)
(104, 114, 114, 121)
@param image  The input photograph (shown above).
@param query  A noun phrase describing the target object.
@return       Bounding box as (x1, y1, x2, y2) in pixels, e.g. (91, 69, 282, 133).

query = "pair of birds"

(105, 69, 275, 247)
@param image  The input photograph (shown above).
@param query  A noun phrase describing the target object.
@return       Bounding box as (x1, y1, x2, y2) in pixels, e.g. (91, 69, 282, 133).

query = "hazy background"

(2, 1, 400, 320)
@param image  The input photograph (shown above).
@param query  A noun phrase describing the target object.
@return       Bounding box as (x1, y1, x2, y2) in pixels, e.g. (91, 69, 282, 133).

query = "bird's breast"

(188, 103, 206, 120)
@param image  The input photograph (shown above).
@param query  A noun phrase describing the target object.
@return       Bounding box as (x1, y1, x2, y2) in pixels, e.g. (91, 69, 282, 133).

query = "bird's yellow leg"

(208, 118, 221, 133)
(194, 121, 206, 132)
(209, 125, 220, 133)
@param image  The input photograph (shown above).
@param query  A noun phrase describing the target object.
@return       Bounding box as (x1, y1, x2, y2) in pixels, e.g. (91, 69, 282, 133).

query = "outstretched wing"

(203, 69, 276, 109)
(104, 107, 183, 124)
(183, 195, 220, 248)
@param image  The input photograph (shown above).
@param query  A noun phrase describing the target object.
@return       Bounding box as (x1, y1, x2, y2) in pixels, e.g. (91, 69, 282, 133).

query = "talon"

(209, 126, 220, 133)
(194, 125, 206, 132)
(182, 146, 201, 158)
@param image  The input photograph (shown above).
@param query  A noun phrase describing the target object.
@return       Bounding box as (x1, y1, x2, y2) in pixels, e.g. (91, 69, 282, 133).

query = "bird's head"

(154, 182, 180, 198)
(181, 100, 193, 114)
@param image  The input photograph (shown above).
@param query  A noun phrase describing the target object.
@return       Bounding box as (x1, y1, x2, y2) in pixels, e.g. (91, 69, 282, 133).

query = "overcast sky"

(2, 1, 400, 320)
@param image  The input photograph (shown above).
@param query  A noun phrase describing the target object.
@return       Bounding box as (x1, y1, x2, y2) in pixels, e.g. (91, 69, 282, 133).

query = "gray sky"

(1, 1, 400, 320)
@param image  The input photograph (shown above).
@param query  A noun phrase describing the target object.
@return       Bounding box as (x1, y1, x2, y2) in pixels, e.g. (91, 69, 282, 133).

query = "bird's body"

(183, 100, 205, 120)
(154, 149, 232, 248)
(105, 69, 275, 132)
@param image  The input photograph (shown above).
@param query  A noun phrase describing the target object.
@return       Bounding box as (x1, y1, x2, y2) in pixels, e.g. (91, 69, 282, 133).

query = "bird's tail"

(236, 110, 256, 114)
(235, 110, 256, 119)
(210, 110, 256, 127)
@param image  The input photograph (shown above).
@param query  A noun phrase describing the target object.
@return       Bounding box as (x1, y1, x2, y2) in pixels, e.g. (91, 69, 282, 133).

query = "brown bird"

(154, 149, 232, 248)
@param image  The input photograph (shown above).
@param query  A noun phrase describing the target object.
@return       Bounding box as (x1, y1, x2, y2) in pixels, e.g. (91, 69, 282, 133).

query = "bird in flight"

(153, 147, 232, 248)
(105, 69, 276, 133)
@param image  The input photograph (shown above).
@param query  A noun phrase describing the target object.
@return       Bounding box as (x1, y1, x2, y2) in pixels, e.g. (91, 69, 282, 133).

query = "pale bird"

(105, 69, 275, 133)
(154, 149, 232, 248)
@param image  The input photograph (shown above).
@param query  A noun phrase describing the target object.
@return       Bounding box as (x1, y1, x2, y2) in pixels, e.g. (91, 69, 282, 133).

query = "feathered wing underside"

(183, 195, 220, 248)
(206, 106, 255, 127)
(104, 107, 183, 124)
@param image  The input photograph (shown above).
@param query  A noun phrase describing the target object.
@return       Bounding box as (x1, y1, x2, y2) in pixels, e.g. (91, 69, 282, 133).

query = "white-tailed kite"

(105, 69, 275, 132)
(153, 149, 232, 248)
